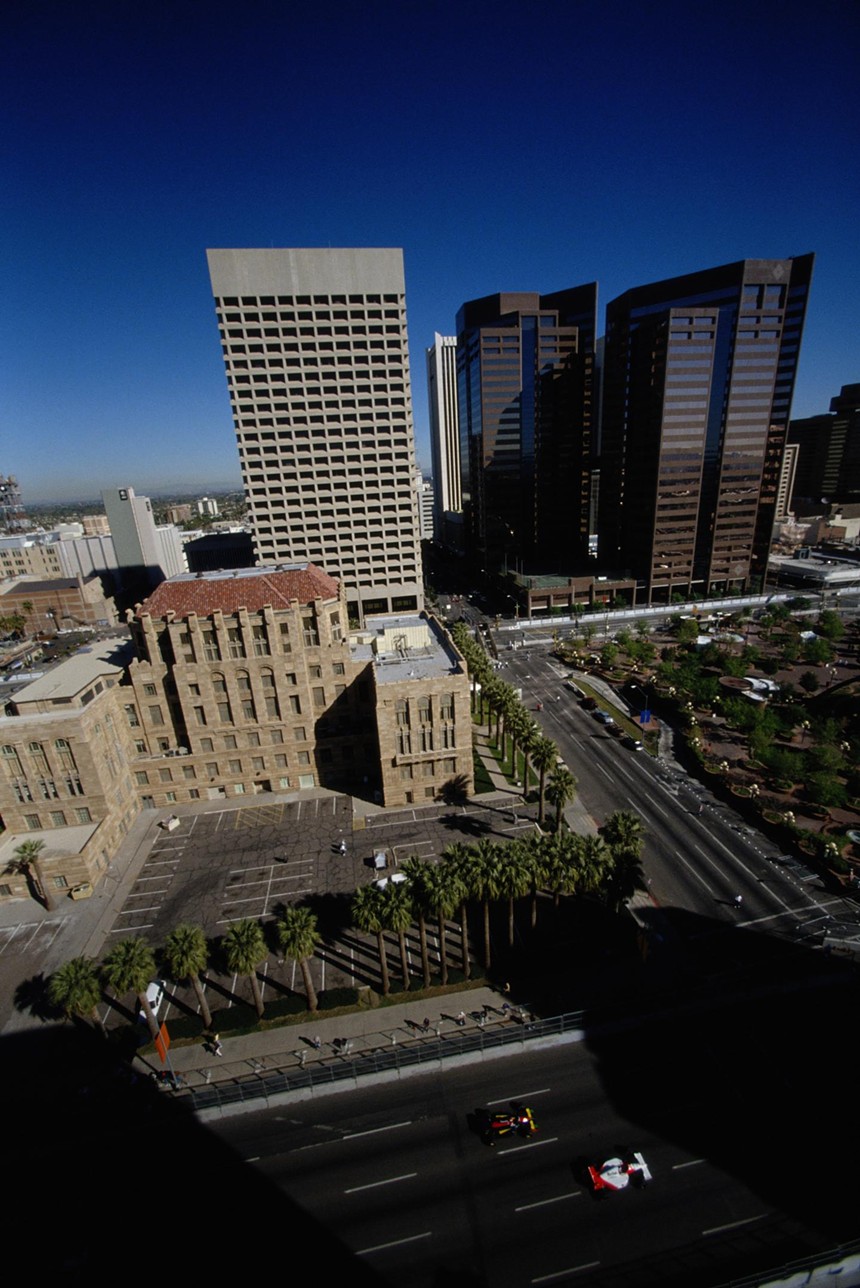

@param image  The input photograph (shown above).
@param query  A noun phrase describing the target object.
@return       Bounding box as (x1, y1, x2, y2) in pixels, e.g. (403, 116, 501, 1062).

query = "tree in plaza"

(102, 937, 159, 1039)
(5, 838, 54, 910)
(48, 956, 106, 1036)
(380, 881, 414, 990)
(400, 857, 434, 987)
(546, 764, 577, 834)
(275, 905, 321, 1012)
(163, 923, 213, 1029)
(351, 884, 391, 996)
(576, 834, 612, 895)
(532, 736, 559, 825)
(223, 918, 268, 1019)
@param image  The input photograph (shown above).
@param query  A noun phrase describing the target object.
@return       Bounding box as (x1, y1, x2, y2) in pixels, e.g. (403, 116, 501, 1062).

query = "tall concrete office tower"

(598, 255, 814, 603)
(455, 285, 597, 575)
(206, 248, 423, 622)
(426, 333, 461, 543)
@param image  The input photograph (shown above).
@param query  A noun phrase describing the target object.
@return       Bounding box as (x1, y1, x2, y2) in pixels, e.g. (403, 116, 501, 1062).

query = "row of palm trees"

(450, 622, 576, 825)
(48, 811, 645, 1034)
(48, 903, 322, 1038)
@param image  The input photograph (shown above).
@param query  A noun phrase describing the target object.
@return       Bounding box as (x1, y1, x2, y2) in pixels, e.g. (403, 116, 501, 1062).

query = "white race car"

(584, 1152, 652, 1196)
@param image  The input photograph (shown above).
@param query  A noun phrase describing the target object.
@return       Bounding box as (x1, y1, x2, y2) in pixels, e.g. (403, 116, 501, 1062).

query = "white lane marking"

(487, 1089, 550, 1104)
(532, 1261, 600, 1283)
(357, 1231, 432, 1255)
(593, 761, 614, 782)
(629, 793, 670, 821)
(703, 1212, 767, 1237)
(343, 1121, 411, 1141)
(345, 1172, 417, 1194)
(498, 1137, 558, 1153)
(245, 1155, 260, 1162)
(673, 1158, 706, 1170)
(516, 1191, 580, 1211)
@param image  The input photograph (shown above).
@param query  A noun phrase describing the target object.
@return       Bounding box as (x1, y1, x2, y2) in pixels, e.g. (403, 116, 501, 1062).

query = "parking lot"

(1, 787, 533, 1033)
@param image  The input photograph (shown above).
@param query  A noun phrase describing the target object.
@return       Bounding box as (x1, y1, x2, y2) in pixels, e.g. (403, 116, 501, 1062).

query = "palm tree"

(6, 838, 54, 910)
(421, 859, 460, 985)
(163, 923, 212, 1029)
(440, 843, 472, 979)
(601, 846, 647, 911)
(520, 832, 547, 928)
(496, 841, 533, 946)
(541, 832, 581, 908)
(599, 810, 645, 860)
(463, 838, 506, 970)
(546, 764, 577, 833)
(276, 905, 321, 1011)
(380, 882, 414, 989)
(576, 834, 611, 895)
(532, 737, 559, 825)
(49, 956, 106, 1035)
(351, 884, 391, 996)
(102, 937, 159, 1038)
(520, 719, 540, 800)
(400, 858, 433, 987)
(223, 918, 268, 1019)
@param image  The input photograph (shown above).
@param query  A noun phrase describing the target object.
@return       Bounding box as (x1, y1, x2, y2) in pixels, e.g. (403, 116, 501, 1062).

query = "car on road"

(576, 1151, 652, 1196)
(477, 1104, 536, 1144)
(581, 696, 598, 711)
(626, 736, 645, 751)
(593, 709, 615, 725)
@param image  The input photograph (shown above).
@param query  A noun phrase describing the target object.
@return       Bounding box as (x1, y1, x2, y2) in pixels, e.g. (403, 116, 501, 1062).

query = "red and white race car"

(584, 1152, 652, 1195)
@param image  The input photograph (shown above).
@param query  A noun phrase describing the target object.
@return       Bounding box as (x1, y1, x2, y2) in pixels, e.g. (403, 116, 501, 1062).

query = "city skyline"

(4, 0, 859, 501)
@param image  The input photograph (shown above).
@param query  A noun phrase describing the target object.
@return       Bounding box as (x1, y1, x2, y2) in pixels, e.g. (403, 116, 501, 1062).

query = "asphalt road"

(208, 1024, 857, 1288)
(498, 642, 860, 964)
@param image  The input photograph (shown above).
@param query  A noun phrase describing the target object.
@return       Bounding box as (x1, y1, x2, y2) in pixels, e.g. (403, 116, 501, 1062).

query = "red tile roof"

(137, 564, 340, 620)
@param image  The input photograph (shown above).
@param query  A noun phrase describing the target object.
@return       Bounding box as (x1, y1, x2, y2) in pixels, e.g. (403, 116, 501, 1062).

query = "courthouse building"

(0, 564, 472, 904)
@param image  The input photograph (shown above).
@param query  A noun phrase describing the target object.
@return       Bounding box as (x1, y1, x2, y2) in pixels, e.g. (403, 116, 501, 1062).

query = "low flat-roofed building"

(0, 575, 118, 635)
(0, 639, 141, 902)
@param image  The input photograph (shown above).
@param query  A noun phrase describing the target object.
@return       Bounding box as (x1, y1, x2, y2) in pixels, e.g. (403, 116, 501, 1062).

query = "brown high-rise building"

(598, 255, 814, 602)
(788, 383, 860, 512)
(455, 285, 597, 575)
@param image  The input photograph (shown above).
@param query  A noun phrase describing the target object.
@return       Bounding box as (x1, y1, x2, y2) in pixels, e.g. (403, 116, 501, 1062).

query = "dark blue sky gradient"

(3, 0, 858, 500)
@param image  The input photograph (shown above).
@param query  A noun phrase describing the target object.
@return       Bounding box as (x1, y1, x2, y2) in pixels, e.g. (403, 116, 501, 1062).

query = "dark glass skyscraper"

(788, 383, 860, 511)
(598, 256, 814, 602)
(456, 285, 597, 575)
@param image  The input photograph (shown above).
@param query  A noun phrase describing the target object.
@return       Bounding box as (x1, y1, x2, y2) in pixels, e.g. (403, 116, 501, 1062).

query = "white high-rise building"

(206, 248, 423, 621)
(426, 333, 461, 541)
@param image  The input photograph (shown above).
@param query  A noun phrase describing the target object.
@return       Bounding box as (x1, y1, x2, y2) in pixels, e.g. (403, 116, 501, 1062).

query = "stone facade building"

(0, 640, 141, 901)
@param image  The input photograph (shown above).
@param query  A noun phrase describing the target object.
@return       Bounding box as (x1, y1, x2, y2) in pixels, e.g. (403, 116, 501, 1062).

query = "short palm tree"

(601, 846, 647, 911)
(546, 764, 577, 833)
(276, 905, 321, 1011)
(223, 918, 268, 1019)
(352, 884, 391, 996)
(49, 956, 105, 1035)
(6, 838, 54, 910)
(102, 937, 158, 1038)
(163, 923, 212, 1029)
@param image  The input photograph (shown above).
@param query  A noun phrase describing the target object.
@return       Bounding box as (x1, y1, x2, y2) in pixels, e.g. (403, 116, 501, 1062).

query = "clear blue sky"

(4, 0, 858, 502)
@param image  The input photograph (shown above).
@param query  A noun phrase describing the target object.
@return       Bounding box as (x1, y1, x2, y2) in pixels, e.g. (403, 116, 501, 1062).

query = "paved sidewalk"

(148, 982, 532, 1092)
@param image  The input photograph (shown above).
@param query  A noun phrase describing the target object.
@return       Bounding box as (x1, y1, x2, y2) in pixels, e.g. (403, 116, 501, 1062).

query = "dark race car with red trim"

(477, 1104, 536, 1144)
